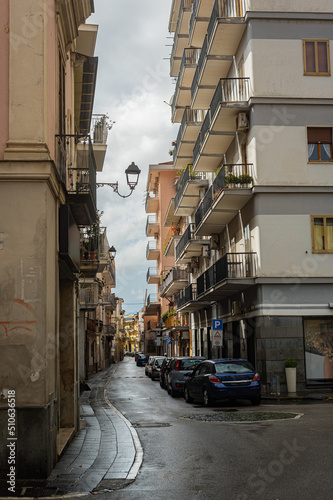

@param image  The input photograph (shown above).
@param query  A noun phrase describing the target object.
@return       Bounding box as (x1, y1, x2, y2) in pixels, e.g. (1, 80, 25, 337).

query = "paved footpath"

(45, 364, 143, 496)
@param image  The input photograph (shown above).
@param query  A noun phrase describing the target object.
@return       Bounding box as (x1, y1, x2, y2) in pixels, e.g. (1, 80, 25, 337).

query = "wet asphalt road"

(91, 357, 333, 500)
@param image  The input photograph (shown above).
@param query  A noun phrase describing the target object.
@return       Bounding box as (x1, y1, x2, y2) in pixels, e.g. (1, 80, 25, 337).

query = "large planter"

(285, 367, 297, 393)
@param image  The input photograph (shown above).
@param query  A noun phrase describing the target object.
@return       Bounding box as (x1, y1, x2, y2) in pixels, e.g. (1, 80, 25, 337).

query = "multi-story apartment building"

(169, 0, 333, 394)
(145, 162, 191, 355)
(0, 0, 111, 481)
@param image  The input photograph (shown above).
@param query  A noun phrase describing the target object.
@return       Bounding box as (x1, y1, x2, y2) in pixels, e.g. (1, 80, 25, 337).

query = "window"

(303, 40, 330, 76)
(311, 216, 333, 252)
(307, 127, 332, 162)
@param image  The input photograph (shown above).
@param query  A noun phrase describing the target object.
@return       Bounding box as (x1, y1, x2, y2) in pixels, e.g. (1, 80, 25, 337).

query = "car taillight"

(175, 360, 180, 371)
(253, 373, 260, 381)
(209, 375, 221, 383)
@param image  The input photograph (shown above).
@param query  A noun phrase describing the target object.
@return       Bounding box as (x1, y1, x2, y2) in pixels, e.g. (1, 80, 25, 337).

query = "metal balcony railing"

(145, 214, 159, 235)
(67, 136, 97, 207)
(207, 0, 248, 44)
(163, 225, 181, 255)
(177, 283, 197, 309)
(146, 240, 159, 259)
(195, 186, 213, 229)
(146, 267, 160, 283)
(189, 0, 200, 38)
(197, 252, 257, 296)
(195, 164, 253, 229)
(145, 191, 159, 212)
(159, 267, 188, 296)
(147, 294, 159, 308)
(170, 0, 192, 71)
(193, 133, 201, 164)
(102, 293, 117, 309)
(210, 78, 250, 119)
(175, 223, 194, 261)
(174, 107, 204, 160)
(91, 114, 110, 145)
(175, 164, 207, 210)
(79, 284, 99, 307)
(104, 323, 116, 335)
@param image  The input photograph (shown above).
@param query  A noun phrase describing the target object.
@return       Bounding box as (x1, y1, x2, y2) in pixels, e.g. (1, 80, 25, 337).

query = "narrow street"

(90, 357, 332, 500)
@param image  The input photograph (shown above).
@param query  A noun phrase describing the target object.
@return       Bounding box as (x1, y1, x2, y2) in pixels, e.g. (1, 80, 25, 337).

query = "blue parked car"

(136, 353, 149, 367)
(184, 359, 261, 407)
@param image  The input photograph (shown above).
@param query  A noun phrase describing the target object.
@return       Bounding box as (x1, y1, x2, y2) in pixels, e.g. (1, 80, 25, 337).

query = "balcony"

(102, 293, 117, 311)
(196, 252, 257, 300)
(193, 78, 250, 172)
(173, 107, 205, 170)
(147, 267, 161, 285)
(80, 225, 108, 276)
(104, 323, 116, 336)
(79, 282, 99, 310)
(174, 164, 208, 216)
(195, 163, 253, 236)
(102, 261, 116, 287)
(170, 0, 193, 77)
(175, 223, 208, 263)
(146, 294, 161, 314)
(146, 240, 160, 260)
(163, 198, 182, 228)
(159, 267, 188, 298)
(57, 135, 97, 226)
(172, 48, 199, 123)
(189, 0, 215, 48)
(191, 34, 233, 110)
(145, 214, 160, 237)
(207, 0, 248, 57)
(91, 114, 110, 172)
(145, 191, 159, 213)
(163, 225, 181, 257)
(177, 283, 211, 312)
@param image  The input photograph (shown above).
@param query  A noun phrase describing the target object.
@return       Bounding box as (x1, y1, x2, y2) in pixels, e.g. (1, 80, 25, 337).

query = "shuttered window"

(307, 127, 332, 162)
(303, 40, 330, 76)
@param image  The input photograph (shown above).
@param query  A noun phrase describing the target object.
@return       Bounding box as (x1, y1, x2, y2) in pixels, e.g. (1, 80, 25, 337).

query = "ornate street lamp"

(109, 246, 117, 259)
(96, 162, 141, 198)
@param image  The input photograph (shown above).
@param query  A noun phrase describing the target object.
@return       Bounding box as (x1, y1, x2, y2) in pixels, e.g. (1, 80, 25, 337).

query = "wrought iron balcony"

(189, 0, 215, 48)
(145, 214, 160, 237)
(172, 48, 199, 123)
(197, 252, 257, 299)
(104, 323, 116, 335)
(146, 294, 160, 314)
(175, 223, 208, 263)
(146, 240, 160, 260)
(102, 293, 117, 310)
(170, 0, 193, 76)
(79, 283, 99, 310)
(147, 268, 161, 285)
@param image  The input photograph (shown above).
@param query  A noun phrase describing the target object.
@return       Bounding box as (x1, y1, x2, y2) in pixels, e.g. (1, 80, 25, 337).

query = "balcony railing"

(91, 114, 110, 145)
(79, 284, 99, 308)
(145, 191, 159, 212)
(207, 0, 248, 44)
(104, 323, 116, 335)
(145, 214, 159, 236)
(195, 164, 253, 229)
(175, 223, 200, 262)
(67, 136, 97, 206)
(174, 107, 204, 160)
(163, 225, 181, 255)
(170, 0, 192, 71)
(102, 293, 117, 310)
(147, 294, 159, 309)
(177, 283, 197, 309)
(146, 267, 160, 283)
(172, 48, 199, 118)
(189, 0, 200, 37)
(175, 164, 207, 210)
(146, 240, 159, 259)
(211, 78, 250, 119)
(159, 267, 188, 297)
(197, 252, 257, 296)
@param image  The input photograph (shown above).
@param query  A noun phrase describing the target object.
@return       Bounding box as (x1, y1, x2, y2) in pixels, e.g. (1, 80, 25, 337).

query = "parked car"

(134, 351, 143, 362)
(184, 359, 261, 407)
(136, 353, 149, 367)
(145, 356, 155, 377)
(159, 357, 172, 389)
(150, 356, 166, 381)
(166, 356, 206, 397)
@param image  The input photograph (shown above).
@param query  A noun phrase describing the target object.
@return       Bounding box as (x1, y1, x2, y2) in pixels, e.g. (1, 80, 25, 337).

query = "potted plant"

(285, 358, 297, 393)
(225, 174, 240, 186)
(238, 174, 253, 185)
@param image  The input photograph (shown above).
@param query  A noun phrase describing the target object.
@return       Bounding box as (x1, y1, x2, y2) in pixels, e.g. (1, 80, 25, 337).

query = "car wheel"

(151, 375, 155, 381)
(184, 387, 193, 404)
(160, 379, 164, 389)
(167, 385, 171, 395)
(203, 388, 214, 407)
(170, 386, 177, 398)
(250, 396, 261, 406)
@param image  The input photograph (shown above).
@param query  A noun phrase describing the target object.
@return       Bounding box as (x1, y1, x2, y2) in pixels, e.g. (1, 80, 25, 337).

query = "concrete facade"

(169, 0, 333, 394)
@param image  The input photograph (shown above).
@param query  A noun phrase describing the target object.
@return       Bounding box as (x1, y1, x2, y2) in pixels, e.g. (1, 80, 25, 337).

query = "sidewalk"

(45, 365, 143, 496)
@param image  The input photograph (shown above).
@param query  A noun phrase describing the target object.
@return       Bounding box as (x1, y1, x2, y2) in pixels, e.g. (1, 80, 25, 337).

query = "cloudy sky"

(89, 1, 176, 313)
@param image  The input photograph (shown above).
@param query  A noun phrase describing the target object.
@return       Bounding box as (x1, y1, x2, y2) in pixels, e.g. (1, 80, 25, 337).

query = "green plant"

(285, 358, 297, 368)
(238, 174, 253, 184)
(161, 311, 169, 322)
(225, 174, 240, 184)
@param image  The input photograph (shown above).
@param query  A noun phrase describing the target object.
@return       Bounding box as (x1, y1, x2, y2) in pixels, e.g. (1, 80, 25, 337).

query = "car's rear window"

(214, 361, 254, 374)
(180, 359, 203, 370)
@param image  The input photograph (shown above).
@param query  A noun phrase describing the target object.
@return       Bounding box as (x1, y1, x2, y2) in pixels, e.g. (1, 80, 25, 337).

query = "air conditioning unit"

(237, 112, 248, 131)
(232, 301, 242, 316)
(210, 234, 219, 250)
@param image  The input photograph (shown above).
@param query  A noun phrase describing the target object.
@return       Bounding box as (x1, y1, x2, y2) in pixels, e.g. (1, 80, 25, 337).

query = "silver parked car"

(150, 356, 166, 381)
(166, 356, 205, 397)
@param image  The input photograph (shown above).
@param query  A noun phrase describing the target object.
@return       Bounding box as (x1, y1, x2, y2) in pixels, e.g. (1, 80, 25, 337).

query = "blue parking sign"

(212, 319, 223, 330)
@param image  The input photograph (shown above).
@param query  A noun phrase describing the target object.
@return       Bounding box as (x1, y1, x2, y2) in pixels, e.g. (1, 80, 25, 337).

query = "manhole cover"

(181, 411, 302, 423)
(132, 422, 171, 428)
